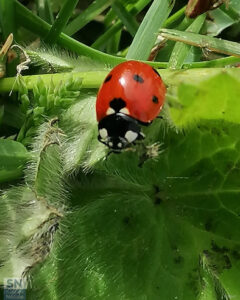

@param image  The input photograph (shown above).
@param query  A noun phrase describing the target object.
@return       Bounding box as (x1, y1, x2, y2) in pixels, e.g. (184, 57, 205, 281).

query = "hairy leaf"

(26, 68, 240, 300)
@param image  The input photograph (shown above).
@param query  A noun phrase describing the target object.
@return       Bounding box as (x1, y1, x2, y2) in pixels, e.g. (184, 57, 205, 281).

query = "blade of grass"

(163, 5, 186, 28)
(104, 8, 116, 26)
(126, 0, 175, 60)
(94, 3, 185, 52)
(15, 0, 124, 65)
(184, 56, 240, 68)
(65, 0, 113, 36)
(111, 0, 139, 37)
(106, 30, 122, 54)
(44, 0, 79, 43)
(160, 28, 240, 58)
(156, 12, 193, 62)
(36, 0, 54, 24)
(0, 0, 16, 39)
(104, 0, 133, 26)
(91, 0, 152, 49)
(168, 14, 206, 69)
(15, 1, 169, 68)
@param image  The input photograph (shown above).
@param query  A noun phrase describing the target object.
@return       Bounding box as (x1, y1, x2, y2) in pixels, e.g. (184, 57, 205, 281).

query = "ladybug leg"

(138, 132, 145, 140)
(156, 115, 164, 119)
(105, 149, 121, 159)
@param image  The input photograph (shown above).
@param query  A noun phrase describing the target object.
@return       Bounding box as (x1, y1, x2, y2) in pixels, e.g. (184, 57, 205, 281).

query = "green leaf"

(202, 7, 239, 37)
(0, 139, 29, 182)
(111, 0, 139, 37)
(126, 0, 174, 60)
(25, 67, 240, 300)
(160, 28, 240, 57)
(168, 71, 240, 127)
(28, 118, 240, 299)
(168, 14, 206, 69)
(44, 0, 79, 43)
(0, 0, 16, 39)
(65, 0, 113, 36)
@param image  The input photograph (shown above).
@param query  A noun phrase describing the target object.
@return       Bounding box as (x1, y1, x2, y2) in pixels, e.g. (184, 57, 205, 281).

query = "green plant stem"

(184, 56, 240, 68)
(106, 30, 121, 54)
(168, 14, 206, 69)
(111, 0, 139, 37)
(126, 0, 174, 60)
(0, 72, 106, 93)
(15, 0, 124, 66)
(92, 3, 185, 51)
(91, 0, 152, 49)
(0, 0, 16, 39)
(160, 28, 240, 58)
(163, 5, 186, 28)
(65, 0, 113, 36)
(3, 64, 240, 94)
(104, 8, 116, 26)
(36, 0, 54, 24)
(44, 0, 79, 43)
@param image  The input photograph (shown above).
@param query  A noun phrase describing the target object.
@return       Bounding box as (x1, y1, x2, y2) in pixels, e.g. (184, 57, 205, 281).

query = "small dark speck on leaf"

(123, 216, 130, 225)
(174, 256, 184, 264)
(154, 197, 162, 205)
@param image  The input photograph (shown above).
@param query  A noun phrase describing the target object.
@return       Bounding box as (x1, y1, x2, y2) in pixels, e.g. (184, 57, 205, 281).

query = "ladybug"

(96, 60, 166, 151)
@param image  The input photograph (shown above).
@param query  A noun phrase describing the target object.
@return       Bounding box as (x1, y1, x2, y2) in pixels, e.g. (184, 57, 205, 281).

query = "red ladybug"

(96, 60, 166, 151)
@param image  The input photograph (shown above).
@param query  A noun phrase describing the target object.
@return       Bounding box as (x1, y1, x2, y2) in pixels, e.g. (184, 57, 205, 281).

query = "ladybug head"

(98, 113, 144, 151)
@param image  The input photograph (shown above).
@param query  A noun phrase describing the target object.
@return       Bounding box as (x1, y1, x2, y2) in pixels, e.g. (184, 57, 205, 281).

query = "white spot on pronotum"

(99, 128, 108, 140)
(106, 107, 115, 115)
(119, 107, 129, 115)
(117, 142, 122, 148)
(109, 142, 113, 147)
(125, 131, 138, 143)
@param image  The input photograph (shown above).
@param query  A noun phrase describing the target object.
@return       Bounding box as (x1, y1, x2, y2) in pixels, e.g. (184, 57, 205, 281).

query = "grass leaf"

(160, 28, 240, 57)
(126, 0, 174, 60)
(168, 14, 206, 69)
(44, 0, 79, 43)
(65, 0, 113, 36)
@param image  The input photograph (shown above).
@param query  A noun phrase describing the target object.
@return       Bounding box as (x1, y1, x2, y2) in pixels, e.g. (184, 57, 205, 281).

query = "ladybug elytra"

(96, 60, 166, 151)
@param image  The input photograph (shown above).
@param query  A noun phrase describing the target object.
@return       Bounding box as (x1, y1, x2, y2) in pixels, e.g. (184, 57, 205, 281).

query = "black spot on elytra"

(152, 95, 158, 104)
(133, 74, 144, 83)
(104, 74, 112, 83)
(109, 97, 126, 112)
(152, 67, 161, 77)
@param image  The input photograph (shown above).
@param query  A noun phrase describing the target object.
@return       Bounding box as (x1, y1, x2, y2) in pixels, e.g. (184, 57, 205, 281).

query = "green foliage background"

(0, 0, 240, 299)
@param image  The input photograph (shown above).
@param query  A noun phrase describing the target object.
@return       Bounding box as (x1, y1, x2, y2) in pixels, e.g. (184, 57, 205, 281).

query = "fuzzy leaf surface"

(166, 69, 240, 128)
(27, 68, 240, 300)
